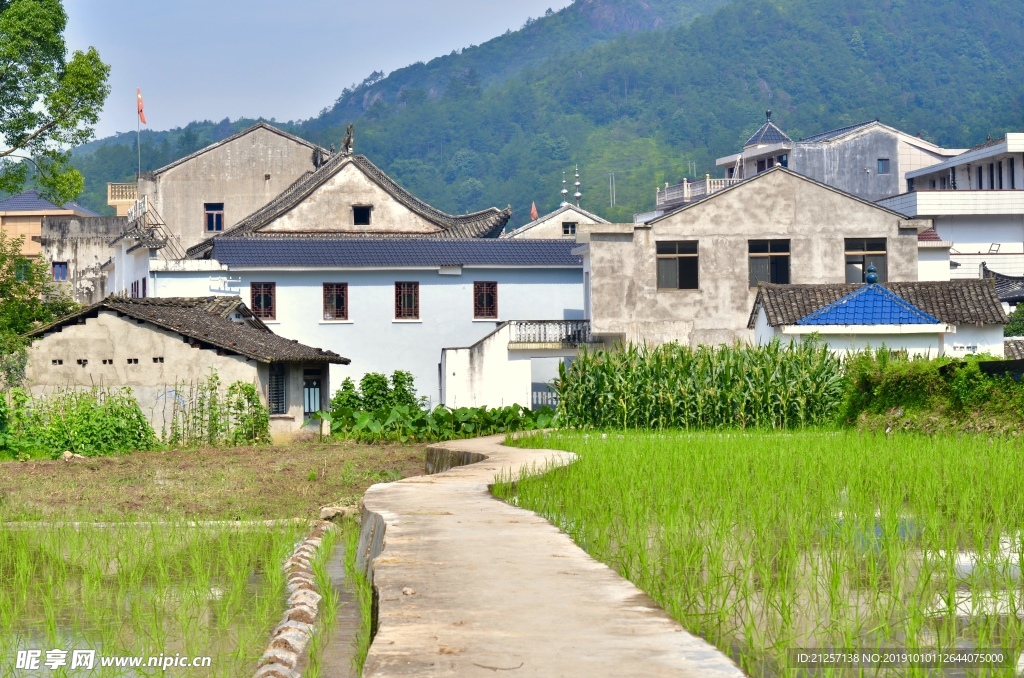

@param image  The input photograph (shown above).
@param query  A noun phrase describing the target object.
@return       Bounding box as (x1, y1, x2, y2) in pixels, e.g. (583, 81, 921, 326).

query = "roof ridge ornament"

(866, 263, 879, 285)
(574, 165, 582, 207)
(560, 171, 569, 207)
(342, 123, 354, 155)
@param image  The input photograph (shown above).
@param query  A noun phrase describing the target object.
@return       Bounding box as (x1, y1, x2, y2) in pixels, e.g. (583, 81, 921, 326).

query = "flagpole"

(137, 108, 141, 178)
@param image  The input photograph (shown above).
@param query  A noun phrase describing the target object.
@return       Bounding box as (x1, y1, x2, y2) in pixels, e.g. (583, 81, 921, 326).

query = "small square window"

(76, 359, 88, 366)
(52, 262, 68, 281)
(877, 158, 891, 175)
(205, 203, 224, 232)
(127, 358, 138, 364)
(353, 206, 372, 226)
(51, 359, 63, 366)
(152, 357, 164, 363)
(562, 222, 577, 236)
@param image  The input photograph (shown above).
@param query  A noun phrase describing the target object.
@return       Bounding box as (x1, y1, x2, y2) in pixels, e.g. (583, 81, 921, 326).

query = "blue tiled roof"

(210, 238, 583, 268)
(796, 284, 940, 326)
(0, 190, 99, 216)
(745, 121, 792, 147)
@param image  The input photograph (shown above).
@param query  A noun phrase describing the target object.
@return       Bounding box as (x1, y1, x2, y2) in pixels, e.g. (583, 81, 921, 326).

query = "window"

(76, 359, 88, 366)
(52, 262, 68, 281)
(656, 241, 699, 290)
(251, 282, 276, 320)
(303, 369, 322, 418)
(748, 240, 791, 286)
(978, 166, 984, 189)
(777, 154, 789, 168)
(756, 157, 775, 173)
(204, 203, 224, 232)
(126, 358, 138, 364)
(141, 277, 146, 298)
(353, 205, 372, 226)
(473, 281, 498, 319)
(998, 161, 1004, 189)
(845, 238, 887, 283)
(152, 357, 164, 363)
(907, 178, 915, 192)
(323, 283, 348, 320)
(728, 167, 735, 179)
(51, 359, 63, 366)
(395, 282, 419, 319)
(562, 222, 577, 236)
(877, 158, 891, 175)
(989, 164, 995, 190)
(14, 259, 29, 281)
(102, 359, 112, 365)
(268, 363, 286, 415)
(1010, 159, 1016, 189)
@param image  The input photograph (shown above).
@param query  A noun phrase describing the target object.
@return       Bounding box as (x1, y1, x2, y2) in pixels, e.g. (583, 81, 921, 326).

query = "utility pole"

(608, 172, 616, 208)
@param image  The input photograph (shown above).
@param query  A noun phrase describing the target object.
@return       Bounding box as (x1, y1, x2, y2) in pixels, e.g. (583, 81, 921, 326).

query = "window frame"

(561, 222, 577, 236)
(204, 202, 225, 232)
(268, 363, 287, 415)
(844, 238, 888, 283)
(251, 282, 277, 320)
(473, 281, 498, 320)
(656, 240, 699, 290)
(322, 282, 349, 321)
(747, 239, 791, 287)
(877, 158, 891, 175)
(353, 205, 373, 227)
(52, 261, 68, 281)
(394, 281, 420, 320)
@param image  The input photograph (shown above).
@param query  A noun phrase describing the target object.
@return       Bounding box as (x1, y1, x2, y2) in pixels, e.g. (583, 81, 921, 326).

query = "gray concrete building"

(35, 216, 127, 304)
(579, 167, 930, 347)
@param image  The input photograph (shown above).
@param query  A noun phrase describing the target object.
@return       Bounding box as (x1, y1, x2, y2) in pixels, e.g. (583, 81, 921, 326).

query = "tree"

(0, 0, 110, 203)
(0, 230, 77, 385)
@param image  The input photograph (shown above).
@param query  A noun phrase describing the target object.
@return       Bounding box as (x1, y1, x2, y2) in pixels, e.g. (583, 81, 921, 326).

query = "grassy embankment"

(497, 431, 1024, 676)
(0, 441, 424, 676)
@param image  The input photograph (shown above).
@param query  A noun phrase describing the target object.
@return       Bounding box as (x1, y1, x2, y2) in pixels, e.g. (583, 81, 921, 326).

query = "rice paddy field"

(497, 431, 1024, 676)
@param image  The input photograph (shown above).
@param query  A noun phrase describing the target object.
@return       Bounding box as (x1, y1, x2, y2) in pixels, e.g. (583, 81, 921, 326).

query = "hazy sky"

(64, 0, 574, 138)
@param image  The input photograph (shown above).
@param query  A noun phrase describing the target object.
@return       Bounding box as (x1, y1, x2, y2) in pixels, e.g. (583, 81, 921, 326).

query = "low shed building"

(749, 277, 1006, 357)
(25, 296, 348, 435)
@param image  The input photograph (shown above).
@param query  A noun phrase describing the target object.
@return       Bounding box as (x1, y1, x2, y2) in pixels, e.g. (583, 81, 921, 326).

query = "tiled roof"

(918, 228, 943, 242)
(1005, 339, 1024, 360)
(968, 135, 1006, 152)
(799, 120, 877, 143)
(745, 120, 792, 147)
(28, 296, 348, 364)
(209, 238, 583, 268)
(502, 204, 609, 238)
(749, 280, 1007, 329)
(186, 153, 511, 258)
(0, 190, 99, 216)
(796, 285, 940, 326)
(982, 263, 1024, 303)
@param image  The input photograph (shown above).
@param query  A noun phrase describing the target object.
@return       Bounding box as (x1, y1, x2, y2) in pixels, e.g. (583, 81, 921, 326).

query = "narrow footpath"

(358, 434, 744, 677)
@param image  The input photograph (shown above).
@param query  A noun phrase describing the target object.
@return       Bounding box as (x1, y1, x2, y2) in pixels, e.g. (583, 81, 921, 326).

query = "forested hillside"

(71, 0, 1024, 226)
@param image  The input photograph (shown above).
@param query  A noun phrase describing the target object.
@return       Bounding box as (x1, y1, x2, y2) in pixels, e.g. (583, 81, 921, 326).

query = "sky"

(64, 0, 574, 139)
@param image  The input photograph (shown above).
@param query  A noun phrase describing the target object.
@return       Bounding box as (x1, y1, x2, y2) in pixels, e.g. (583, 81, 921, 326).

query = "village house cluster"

(3, 114, 1019, 429)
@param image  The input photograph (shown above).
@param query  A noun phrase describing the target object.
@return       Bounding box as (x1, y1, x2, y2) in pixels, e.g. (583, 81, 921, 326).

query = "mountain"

(71, 0, 1024, 227)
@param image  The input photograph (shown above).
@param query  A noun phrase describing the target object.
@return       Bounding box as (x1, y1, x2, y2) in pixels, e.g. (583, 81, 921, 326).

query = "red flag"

(137, 88, 147, 125)
(530, 201, 538, 220)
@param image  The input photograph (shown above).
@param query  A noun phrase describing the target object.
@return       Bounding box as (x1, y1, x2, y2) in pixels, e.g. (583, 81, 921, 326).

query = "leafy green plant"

(164, 372, 270, 448)
(555, 339, 845, 430)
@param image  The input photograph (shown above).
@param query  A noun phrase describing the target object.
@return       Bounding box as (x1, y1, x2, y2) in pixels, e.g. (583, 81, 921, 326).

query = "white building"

(502, 204, 608, 240)
(878, 133, 1024, 279)
(750, 278, 1006, 357)
(144, 239, 583, 407)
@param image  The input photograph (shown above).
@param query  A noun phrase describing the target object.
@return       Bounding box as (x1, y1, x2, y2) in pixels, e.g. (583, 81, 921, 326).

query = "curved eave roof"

(186, 153, 511, 258)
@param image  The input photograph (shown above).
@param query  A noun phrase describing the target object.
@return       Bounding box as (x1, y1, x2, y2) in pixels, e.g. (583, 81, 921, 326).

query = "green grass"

(497, 431, 1024, 676)
(0, 520, 312, 677)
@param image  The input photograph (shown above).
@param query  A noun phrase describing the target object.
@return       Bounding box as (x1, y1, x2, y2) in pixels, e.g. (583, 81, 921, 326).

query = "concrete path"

(358, 435, 744, 677)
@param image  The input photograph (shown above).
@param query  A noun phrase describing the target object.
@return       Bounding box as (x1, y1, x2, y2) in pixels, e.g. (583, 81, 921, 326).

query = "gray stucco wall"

(587, 169, 926, 347)
(38, 216, 128, 304)
(791, 129, 900, 202)
(139, 127, 319, 250)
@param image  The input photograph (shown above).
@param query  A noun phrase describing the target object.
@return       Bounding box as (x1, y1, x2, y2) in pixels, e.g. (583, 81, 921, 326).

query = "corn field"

(555, 340, 845, 429)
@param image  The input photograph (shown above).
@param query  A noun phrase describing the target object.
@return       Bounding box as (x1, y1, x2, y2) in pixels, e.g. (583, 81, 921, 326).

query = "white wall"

(918, 247, 951, 281)
(943, 324, 1005, 358)
(152, 265, 584, 405)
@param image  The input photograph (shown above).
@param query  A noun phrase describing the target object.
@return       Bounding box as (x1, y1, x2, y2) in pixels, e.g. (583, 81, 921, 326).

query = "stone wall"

(39, 216, 127, 304)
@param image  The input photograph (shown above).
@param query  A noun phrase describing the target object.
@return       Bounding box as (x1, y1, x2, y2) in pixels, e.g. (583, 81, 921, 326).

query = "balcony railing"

(107, 183, 137, 203)
(509, 320, 594, 348)
(656, 175, 744, 207)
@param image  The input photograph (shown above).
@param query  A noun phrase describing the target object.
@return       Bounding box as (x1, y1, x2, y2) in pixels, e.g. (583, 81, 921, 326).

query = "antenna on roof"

(574, 166, 582, 207)
(560, 172, 569, 207)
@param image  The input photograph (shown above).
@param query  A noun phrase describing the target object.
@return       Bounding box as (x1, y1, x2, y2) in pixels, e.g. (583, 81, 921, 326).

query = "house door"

(303, 370, 322, 418)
